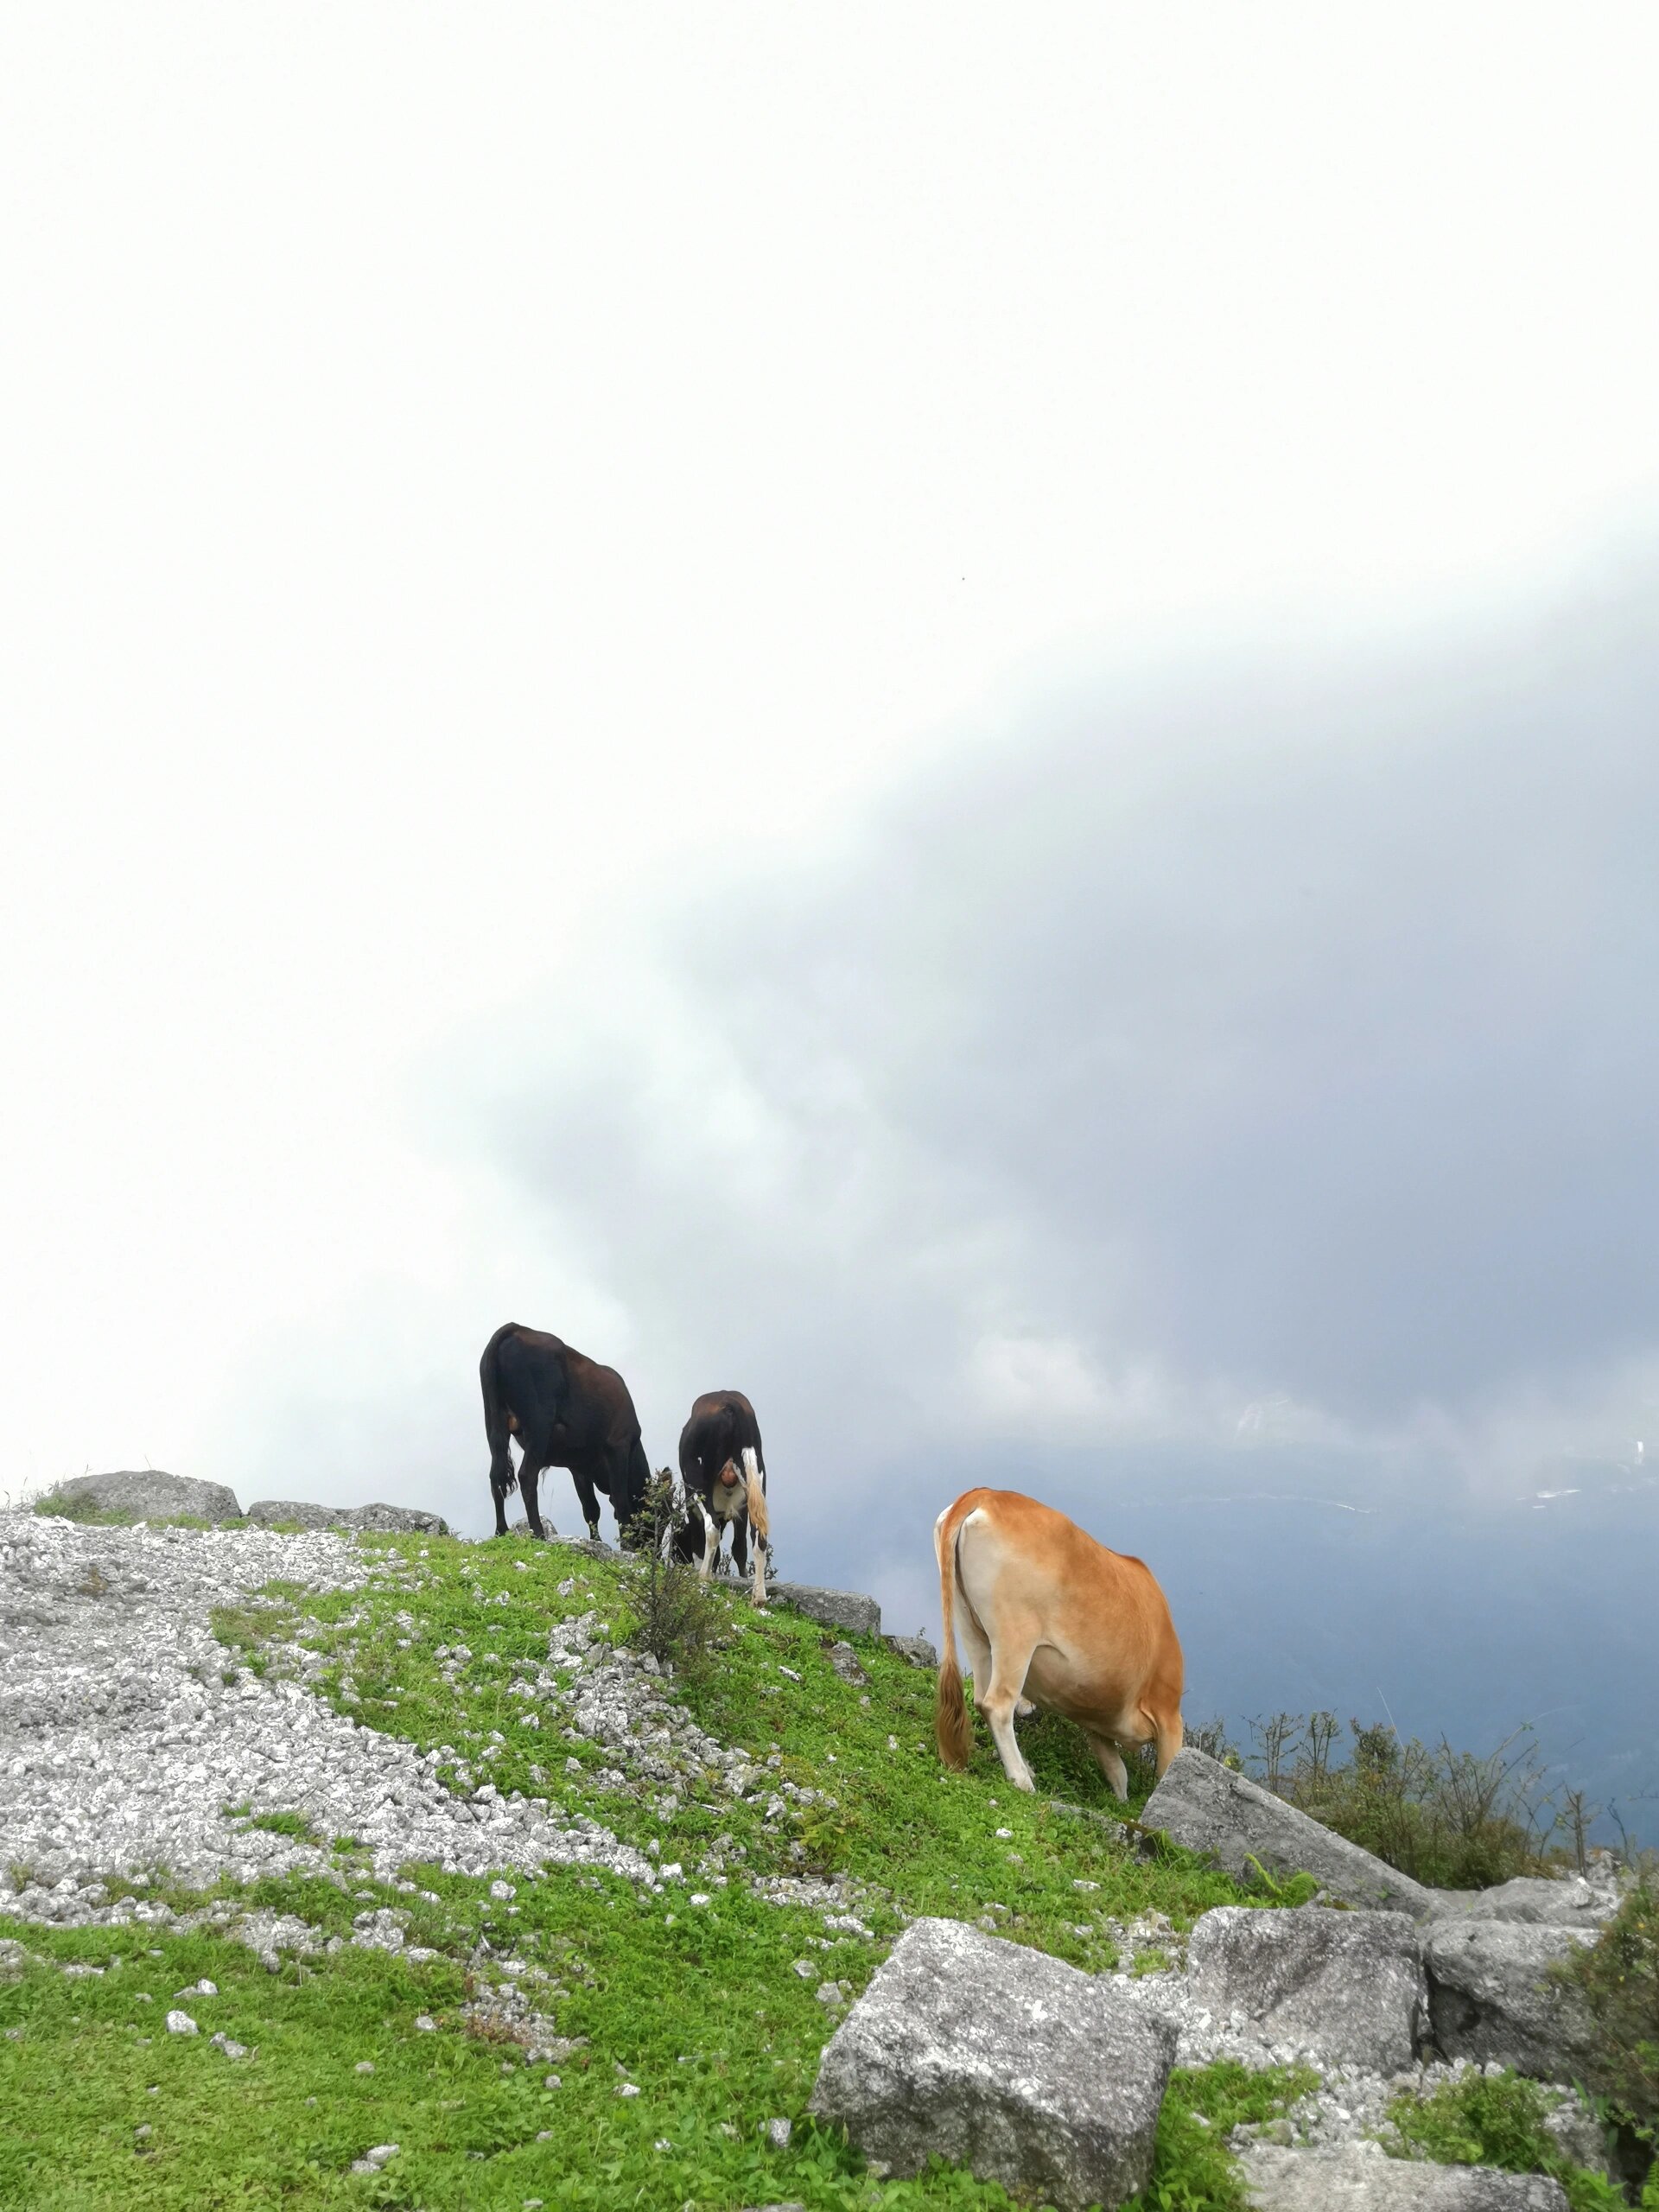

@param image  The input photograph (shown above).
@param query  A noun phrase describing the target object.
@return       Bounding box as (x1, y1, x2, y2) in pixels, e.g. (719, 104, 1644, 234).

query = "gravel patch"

(433, 1595, 868, 1904)
(0, 1510, 651, 1904)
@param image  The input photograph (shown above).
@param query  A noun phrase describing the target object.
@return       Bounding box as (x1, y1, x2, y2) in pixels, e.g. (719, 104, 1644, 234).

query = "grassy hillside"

(1, 1531, 1314, 2210)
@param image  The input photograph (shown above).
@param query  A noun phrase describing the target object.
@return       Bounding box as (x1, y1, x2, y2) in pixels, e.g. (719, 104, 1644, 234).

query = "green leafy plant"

(1559, 1879, 1659, 2144)
(1386, 2068, 1626, 2212)
(1242, 1857, 1324, 1908)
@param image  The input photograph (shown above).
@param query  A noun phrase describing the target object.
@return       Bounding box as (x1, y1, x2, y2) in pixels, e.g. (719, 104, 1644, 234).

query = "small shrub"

(620, 1473, 725, 1684)
(1243, 1713, 1554, 1889)
(1387, 2069, 1625, 2212)
(1559, 1879, 1659, 2144)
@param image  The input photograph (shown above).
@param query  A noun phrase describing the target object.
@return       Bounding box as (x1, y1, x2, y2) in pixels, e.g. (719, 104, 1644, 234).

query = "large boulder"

(808, 1916, 1175, 2211)
(245, 1501, 344, 1529)
(769, 1583, 880, 1637)
(1426, 1872, 1624, 1929)
(1186, 1904, 1425, 2070)
(1423, 1919, 1599, 2078)
(245, 1501, 449, 1535)
(45, 1471, 243, 1525)
(338, 1503, 448, 1535)
(1141, 1748, 1435, 1916)
(1242, 2145, 1568, 2209)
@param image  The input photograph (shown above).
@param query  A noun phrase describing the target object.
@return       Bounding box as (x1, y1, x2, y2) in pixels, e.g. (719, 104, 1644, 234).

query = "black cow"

(480, 1322, 651, 1543)
(677, 1389, 770, 1603)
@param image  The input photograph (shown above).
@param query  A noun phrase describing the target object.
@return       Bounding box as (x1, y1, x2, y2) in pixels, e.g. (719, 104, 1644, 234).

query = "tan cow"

(934, 1486, 1185, 1796)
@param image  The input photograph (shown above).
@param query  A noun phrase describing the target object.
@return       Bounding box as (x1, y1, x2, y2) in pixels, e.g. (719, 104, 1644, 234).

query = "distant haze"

(2, 11, 1656, 1839)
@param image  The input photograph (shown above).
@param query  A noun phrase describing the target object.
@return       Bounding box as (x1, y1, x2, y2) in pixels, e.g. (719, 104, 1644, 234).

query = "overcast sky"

(4, 11, 1658, 1790)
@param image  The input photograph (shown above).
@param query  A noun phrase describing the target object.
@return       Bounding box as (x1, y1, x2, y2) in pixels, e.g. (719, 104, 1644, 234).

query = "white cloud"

(3, 8, 1659, 1510)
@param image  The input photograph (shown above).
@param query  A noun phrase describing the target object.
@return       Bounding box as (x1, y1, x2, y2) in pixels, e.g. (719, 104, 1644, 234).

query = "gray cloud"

(470, 556, 1659, 1474)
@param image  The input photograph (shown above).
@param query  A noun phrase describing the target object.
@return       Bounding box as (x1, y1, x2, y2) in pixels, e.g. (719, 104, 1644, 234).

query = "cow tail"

(934, 1503, 974, 1770)
(480, 1325, 518, 1496)
(741, 1446, 769, 1545)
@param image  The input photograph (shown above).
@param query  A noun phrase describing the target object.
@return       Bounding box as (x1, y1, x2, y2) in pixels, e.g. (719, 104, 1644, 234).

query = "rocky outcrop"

(768, 1583, 880, 1637)
(808, 1916, 1176, 2211)
(45, 1470, 243, 1525)
(1422, 1919, 1599, 2079)
(1141, 1747, 1436, 1915)
(1241, 2144, 1569, 2208)
(1186, 1904, 1426, 2071)
(883, 1632, 938, 1669)
(245, 1501, 448, 1535)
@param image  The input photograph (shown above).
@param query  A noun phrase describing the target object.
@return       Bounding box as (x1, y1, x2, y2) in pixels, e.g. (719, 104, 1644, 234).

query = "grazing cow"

(677, 1389, 770, 1604)
(480, 1322, 652, 1544)
(934, 1487, 1185, 1796)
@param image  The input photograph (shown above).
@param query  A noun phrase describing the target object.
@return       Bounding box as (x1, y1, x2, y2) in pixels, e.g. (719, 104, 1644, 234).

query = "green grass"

(32, 1496, 220, 1530)
(33, 1495, 142, 1526)
(0, 1526, 1560, 2209)
(1137, 2063, 1318, 2210)
(213, 1532, 1246, 1960)
(3, 1871, 1316, 2211)
(246, 1813, 322, 1845)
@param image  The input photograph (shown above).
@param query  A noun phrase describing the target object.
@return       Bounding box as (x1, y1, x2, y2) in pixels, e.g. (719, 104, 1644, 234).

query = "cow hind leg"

(955, 1604, 993, 1705)
(1084, 1729, 1132, 1802)
(978, 1631, 1042, 1794)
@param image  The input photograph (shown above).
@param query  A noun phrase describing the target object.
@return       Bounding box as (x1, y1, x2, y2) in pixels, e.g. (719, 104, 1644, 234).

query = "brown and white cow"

(933, 1486, 1185, 1796)
(677, 1389, 771, 1605)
